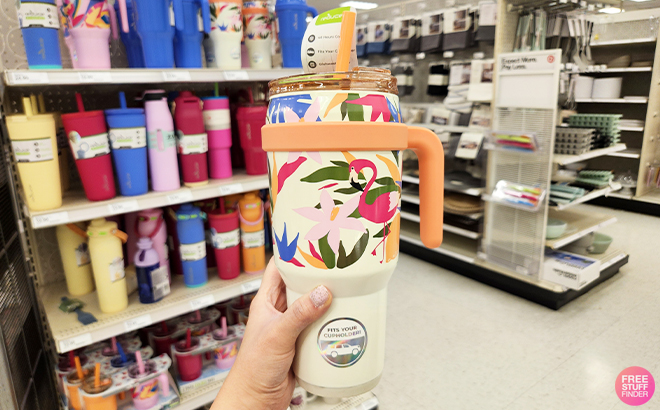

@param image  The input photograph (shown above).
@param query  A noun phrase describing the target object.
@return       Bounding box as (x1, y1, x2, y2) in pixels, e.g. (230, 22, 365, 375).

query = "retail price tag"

(59, 333, 92, 352)
(32, 211, 69, 228)
(190, 294, 215, 310)
(166, 189, 193, 204)
(443, 51, 454, 58)
(107, 200, 139, 215)
(241, 279, 261, 294)
(11, 71, 49, 85)
(124, 314, 152, 332)
(78, 72, 112, 83)
(416, 52, 426, 60)
(218, 183, 243, 196)
(223, 71, 249, 81)
(162, 71, 191, 82)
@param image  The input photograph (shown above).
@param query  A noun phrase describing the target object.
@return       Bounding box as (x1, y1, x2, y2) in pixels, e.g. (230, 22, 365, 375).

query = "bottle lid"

(142, 90, 167, 101)
(202, 96, 229, 110)
(87, 218, 118, 237)
(174, 337, 200, 353)
(275, 0, 309, 11)
(175, 204, 206, 221)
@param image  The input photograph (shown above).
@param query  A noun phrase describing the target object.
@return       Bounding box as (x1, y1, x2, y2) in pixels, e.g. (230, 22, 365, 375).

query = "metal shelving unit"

(553, 143, 627, 165)
(575, 98, 648, 104)
(545, 208, 618, 249)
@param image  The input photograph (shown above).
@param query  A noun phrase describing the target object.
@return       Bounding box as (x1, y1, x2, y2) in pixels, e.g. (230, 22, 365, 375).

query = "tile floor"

(373, 205, 660, 410)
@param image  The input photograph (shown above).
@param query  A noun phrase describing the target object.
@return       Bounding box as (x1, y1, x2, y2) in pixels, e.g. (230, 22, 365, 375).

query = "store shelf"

(553, 143, 627, 165)
(607, 148, 641, 159)
(545, 208, 617, 249)
(3, 68, 303, 86)
(400, 219, 478, 263)
(566, 247, 629, 272)
(407, 123, 485, 135)
(590, 38, 657, 46)
(402, 174, 484, 197)
(400, 211, 481, 239)
(28, 172, 267, 229)
(620, 126, 644, 132)
(579, 67, 653, 73)
(401, 193, 420, 205)
(608, 192, 634, 200)
(635, 191, 660, 205)
(402, 174, 419, 184)
(575, 98, 648, 104)
(552, 185, 618, 211)
(44, 268, 264, 353)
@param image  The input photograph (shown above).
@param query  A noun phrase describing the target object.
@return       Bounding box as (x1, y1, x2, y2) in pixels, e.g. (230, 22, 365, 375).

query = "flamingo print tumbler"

(263, 68, 444, 397)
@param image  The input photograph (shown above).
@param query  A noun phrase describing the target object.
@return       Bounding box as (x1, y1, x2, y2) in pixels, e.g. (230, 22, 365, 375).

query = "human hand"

(212, 258, 332, 410)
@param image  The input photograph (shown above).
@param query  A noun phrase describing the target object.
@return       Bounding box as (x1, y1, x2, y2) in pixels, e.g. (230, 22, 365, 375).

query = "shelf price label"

(78, 72, 113, 83)
(224, 71, 249, 81)
(190, 294, 215, 310)
(32, 211, 69, 228)
(59, 333, 92, 352)
(241, 279, 261, 294)
(218, 183, 243, 196)
(162, 71, 191, 82)
(166, 189, 194, 204)
(11, 71, 49, 84)
(107, 200, 139, 215)
(124, 314, 152, 332)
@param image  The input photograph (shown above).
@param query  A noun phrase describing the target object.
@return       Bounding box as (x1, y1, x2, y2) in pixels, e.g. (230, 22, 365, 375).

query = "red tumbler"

(174, 91, 208, 187)
(62, 94, 116, 201)
(208, 210, 241, 280)
(235, 103, 268, 175)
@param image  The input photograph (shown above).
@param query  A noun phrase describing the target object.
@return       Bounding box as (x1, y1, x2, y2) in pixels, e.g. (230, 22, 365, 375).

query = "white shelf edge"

(552, 186, 615, 210)
(400, 211, 480, 239)
(575, 98, 648, 104)
(400, 233, 475, 263)
(546, 216, 618, 249)
(50, 271, 264, 354)
(401, 193, 420, 205)
(590, 38, 657, 46)
(606, 149, 641, 159)
(3, 68, 303, 86)
(29, 173, 268, 229)
(608, 192, 634, 200)
(573, 67, 652, 73)
(402, 174, 419, 184)
(619, 126, 644, 132)
(553, 143, 627, 165)
(407, 123, 486, 134)
(600, 251, 628, 272)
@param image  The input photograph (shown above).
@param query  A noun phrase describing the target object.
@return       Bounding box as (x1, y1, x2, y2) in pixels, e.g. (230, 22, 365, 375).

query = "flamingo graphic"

(349, 159, 398, 263)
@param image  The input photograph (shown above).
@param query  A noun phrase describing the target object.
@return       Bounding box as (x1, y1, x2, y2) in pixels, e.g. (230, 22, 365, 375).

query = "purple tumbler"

(202, 97, 233, 179)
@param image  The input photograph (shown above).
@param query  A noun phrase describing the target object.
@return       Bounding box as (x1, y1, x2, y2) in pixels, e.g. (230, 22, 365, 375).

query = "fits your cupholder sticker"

(317, 318, 367, 367)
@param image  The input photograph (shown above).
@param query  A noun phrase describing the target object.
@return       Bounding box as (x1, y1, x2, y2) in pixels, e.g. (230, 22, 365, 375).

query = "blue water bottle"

(275, 0, 317, 68)
(115, 0, 145, 67)
(173, 0, 210, 68)
(18, 0, 62, 69)
(176, 204, 208, 287)
(105, 92, 149, 196)
(133, 0, 176, 68)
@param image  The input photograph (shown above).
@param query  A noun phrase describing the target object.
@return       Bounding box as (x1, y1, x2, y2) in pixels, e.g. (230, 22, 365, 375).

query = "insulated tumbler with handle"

(236, 103, 268, 175)
(130, 0, 176, 68)
(243, 2, 272, 69)
(61, 0, 118, 69)
(263, 68, 444, 397)
(174, 91, 209, 186)
(18, 0, 62, 68)
(144, 90, 181, 192)
(115, 0, 145, 67)
(105, 92, 148, 197)
(62, 95, 116, 201)
(274, 0, 317, 68)
(87, 218, 129, 313)
(202, 97, 233, 179)
(6, 97, 62, 211)
(173, 0, 211, 68)
(206, 0, 242, 69)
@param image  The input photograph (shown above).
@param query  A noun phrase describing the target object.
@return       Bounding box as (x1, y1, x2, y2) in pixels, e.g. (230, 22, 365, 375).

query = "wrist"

(215, 367, 264, 410)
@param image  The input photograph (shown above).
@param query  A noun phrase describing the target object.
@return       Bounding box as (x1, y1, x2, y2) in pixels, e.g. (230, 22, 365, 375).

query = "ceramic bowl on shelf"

(589, 233, 613, 254)
(546, 218, 568, 239)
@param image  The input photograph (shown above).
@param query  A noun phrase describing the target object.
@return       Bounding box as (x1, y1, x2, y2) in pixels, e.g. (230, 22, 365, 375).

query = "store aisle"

(374, 205, 660, 410)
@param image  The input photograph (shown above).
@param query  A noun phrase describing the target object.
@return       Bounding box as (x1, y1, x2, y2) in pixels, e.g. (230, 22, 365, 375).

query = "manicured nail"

(310, 285, 329, 308)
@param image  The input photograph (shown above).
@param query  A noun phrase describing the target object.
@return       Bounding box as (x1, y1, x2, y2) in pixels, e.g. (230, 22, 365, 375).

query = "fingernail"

(310, 285, 329, 308)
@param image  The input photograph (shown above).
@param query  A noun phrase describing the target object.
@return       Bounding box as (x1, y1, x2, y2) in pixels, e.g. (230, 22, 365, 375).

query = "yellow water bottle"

(56, 223, 95, 296)
(6, 97, 61, 211)
(87, 218, 128, 313)
(238, 193, 266, 274)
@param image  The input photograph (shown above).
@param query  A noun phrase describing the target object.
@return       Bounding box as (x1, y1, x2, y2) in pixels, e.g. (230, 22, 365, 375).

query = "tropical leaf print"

(337, 230, 369, 269)
(318, 234, 335, 269)
(340, 93, 364, 122)
(385, 214, 400, 262)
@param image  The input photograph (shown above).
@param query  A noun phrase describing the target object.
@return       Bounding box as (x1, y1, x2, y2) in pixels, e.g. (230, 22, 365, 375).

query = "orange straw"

(74, 356, 83, 380)
(94, 363, 101, 388)
(335, 10, 356, 72)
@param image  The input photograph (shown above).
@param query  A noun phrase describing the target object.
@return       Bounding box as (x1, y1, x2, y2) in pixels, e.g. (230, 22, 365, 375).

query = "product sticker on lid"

(212, 228, 240, 249)
(317, 318, 367, 367)
(68, 132, 110, 160)
(17, 2, 60, 29)
(301, 7, 358, 74)
(109, 127, 147, 149)
(176, 132, 208, 155)
(11, 138, 54, 163)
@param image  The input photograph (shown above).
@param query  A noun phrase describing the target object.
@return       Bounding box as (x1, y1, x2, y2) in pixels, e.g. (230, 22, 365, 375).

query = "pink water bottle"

(136, 208, 170, 282)
(202, 97, 233, 179)
(144, 90, 180, 192)
(61, 0, 119, 69)
(61, 94, 116, 201)
(235, 103, 268, 175)
(174, 91, 208, 187)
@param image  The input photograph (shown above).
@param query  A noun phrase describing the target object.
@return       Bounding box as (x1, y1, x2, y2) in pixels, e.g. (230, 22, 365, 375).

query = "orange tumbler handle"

(407, 126, 444, 249)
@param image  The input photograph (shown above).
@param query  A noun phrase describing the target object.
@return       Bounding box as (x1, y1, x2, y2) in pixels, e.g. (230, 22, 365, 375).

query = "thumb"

(276, 285, 332, 346)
